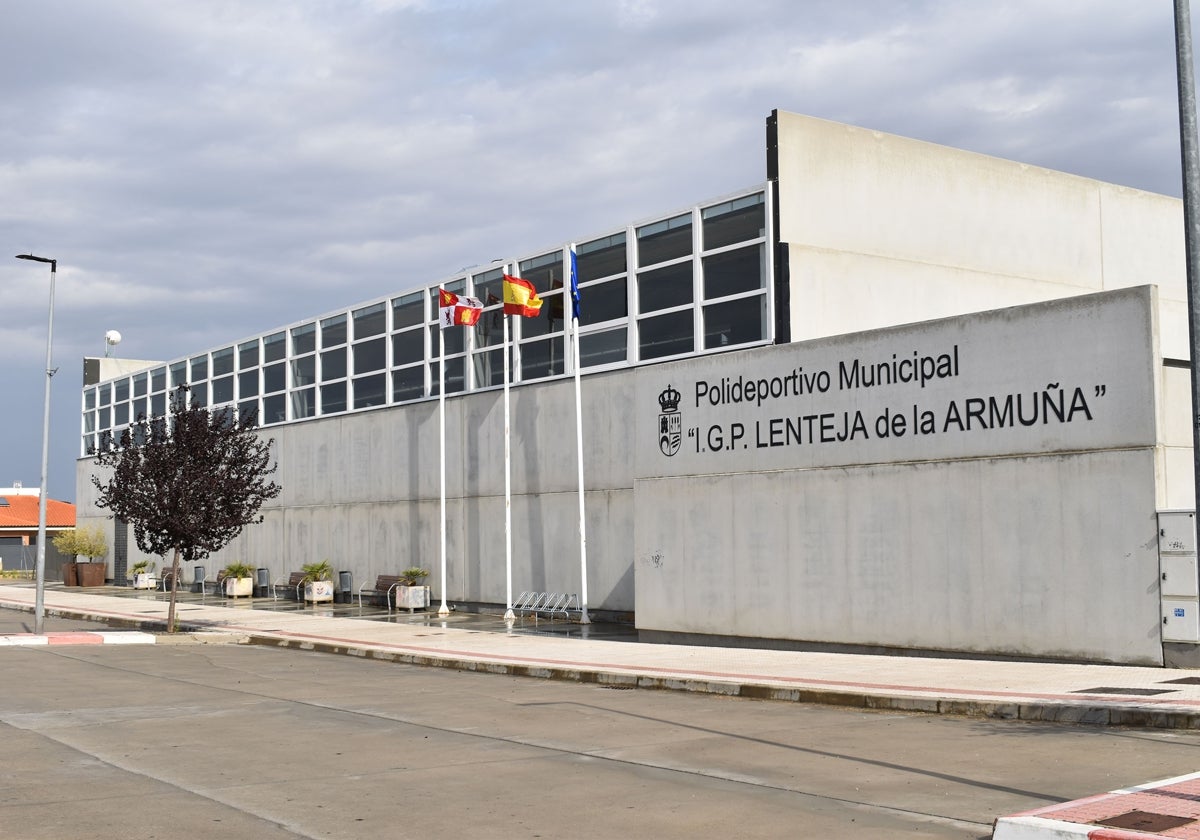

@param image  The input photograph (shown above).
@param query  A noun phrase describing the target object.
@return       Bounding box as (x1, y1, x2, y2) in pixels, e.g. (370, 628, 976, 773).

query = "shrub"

(52, 525, 108, 560)
(301, 560, 333, 583)
(222, 561, 255, 578)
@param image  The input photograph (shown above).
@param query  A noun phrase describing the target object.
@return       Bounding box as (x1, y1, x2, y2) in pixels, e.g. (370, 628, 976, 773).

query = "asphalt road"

(2, 618, 1200, 839)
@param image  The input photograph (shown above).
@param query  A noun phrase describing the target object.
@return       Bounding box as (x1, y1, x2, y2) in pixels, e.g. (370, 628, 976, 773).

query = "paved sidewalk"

(993, 772, 1200, 839)
(4, 582, 1200, 732)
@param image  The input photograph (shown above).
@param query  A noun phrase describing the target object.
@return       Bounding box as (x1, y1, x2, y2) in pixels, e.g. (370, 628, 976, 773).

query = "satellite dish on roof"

(104, 330, 122, 357)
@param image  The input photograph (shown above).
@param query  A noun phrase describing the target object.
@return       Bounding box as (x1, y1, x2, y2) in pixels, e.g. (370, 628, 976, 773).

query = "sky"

(0, 0, 1192, 503)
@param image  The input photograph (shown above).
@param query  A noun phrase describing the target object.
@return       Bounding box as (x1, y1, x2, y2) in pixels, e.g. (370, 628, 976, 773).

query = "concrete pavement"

(4, 580, 1200, 731)
(10, 581, 1200, 838)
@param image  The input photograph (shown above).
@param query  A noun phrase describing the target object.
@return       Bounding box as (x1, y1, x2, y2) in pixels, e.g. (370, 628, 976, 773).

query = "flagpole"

(438, 320, 450, 617)
(570, 246, 590, 624)
(503, 310, 514, 621)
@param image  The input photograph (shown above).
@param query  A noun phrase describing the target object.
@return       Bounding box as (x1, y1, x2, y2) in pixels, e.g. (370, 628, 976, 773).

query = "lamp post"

(15, 253, 57, 636)
(1176, 2, 1200, 612)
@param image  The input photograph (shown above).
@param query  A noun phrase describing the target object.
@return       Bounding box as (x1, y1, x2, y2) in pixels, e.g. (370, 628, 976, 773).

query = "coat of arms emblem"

(658, 384, 681, 457)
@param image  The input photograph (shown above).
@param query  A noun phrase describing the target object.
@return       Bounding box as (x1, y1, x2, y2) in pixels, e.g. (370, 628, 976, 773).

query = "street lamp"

(15, 253, 57, 636)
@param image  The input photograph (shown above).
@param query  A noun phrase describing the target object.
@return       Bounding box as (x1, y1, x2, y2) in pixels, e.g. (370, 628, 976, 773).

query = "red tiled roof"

(0, 496, 76, 529)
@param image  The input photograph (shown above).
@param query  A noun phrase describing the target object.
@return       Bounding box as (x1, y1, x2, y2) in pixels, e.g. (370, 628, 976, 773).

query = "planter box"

(395, 585, 430, 611)
(62, 561, 77, 586)
(77, 562, 106, 587)
(132, 573, 157, 590)
(304, 580, 334, 603)
(224, 576, 254, 597)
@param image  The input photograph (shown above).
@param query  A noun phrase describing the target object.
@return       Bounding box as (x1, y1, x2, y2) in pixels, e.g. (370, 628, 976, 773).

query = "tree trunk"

(166, 547, 182, 633)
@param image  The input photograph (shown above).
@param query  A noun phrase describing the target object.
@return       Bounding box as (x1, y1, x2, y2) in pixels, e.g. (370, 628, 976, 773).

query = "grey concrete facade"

(633, 287, 1164, 665)
(77, 368, 641, 613)
(77, 286, 1170, 663)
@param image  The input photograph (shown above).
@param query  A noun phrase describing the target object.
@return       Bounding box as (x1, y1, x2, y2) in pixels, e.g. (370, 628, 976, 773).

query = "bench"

(514, 591, 581, 622)
(357, 575, 405, 610)
(271, 571, 307, 601)
(159, 569, 178, 593)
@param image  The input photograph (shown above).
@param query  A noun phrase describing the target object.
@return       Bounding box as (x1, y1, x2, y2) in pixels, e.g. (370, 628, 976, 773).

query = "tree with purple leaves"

(92, 386, 281, 631)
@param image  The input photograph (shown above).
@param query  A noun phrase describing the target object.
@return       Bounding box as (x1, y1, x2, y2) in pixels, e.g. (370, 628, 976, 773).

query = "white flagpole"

(438, 315, 450, 617)
(503, 308, 514, 621)
(570, 246, 590, 624)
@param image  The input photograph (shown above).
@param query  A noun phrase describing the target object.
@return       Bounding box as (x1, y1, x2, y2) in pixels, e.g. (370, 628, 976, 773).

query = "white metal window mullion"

(283, 336, 293, 422)
(763, 181, 776, 344)
(422, 285, 432, 399)
(232, 345, 241, 406)
(626, 224, 638, 363)
(79, 388, 88, 457)
(691, 205, 704, 355)
(329, 328, 338, 413)
(384, 293, 395, 408)
(338, 342, 348, 414)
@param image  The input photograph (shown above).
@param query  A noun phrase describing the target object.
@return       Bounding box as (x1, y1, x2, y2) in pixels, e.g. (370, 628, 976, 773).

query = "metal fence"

(0, 539, 72, 581)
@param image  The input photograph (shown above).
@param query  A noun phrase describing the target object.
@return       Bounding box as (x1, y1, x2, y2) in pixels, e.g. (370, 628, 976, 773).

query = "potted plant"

(130, 559, 157, 589)
(52, 525, 108, 587)
(301, 560, 334, 603)
(396, 566, 431, 611)
(222, 561, 255, 597)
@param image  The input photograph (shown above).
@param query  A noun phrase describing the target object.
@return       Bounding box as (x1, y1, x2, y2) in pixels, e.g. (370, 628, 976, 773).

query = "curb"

(0, 630, 155, 646)
(993, 815, 1139, 838)
(243, 635, 1200, 730)
(154, 631, 250, 645)
(0, 603, 247, 646)
(9, 600, 1200, 730)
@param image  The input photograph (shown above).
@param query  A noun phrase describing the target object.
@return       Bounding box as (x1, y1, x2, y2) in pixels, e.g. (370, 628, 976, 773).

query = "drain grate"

(1097, 810, 1195, 831)
(1071, 686, 1176, 696)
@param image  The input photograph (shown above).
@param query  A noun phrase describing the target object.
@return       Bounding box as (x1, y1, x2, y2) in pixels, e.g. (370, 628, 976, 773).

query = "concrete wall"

(75, 287, 1171, 662)
(634, 451, 1158, 662)
(87, 357, 161, 384)
(772, 111, 1188, 359)
(76, 369, 639, 612)
(633, 287, 1165, 664)
(1160, 364, 1196, 510)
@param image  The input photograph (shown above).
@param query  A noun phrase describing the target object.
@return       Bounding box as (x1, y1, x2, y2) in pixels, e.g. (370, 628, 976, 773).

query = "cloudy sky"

(0, 0, 1191, 501)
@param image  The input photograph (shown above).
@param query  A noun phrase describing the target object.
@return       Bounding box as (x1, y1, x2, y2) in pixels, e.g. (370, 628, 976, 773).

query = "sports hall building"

(75, 110, 1197, 665)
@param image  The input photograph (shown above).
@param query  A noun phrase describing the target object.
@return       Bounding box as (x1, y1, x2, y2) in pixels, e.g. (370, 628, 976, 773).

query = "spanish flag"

(502, 274, 543, 318)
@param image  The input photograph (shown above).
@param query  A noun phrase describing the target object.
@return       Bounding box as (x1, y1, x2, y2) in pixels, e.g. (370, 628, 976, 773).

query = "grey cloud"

(1, 0, 1191, 499)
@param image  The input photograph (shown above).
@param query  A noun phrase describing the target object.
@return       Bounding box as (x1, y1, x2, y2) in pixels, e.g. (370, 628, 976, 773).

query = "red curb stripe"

(45, 632, 104, 645)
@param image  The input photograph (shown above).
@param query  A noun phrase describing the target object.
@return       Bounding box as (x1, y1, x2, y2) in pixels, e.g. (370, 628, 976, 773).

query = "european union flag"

(569, 247, 581, 320)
